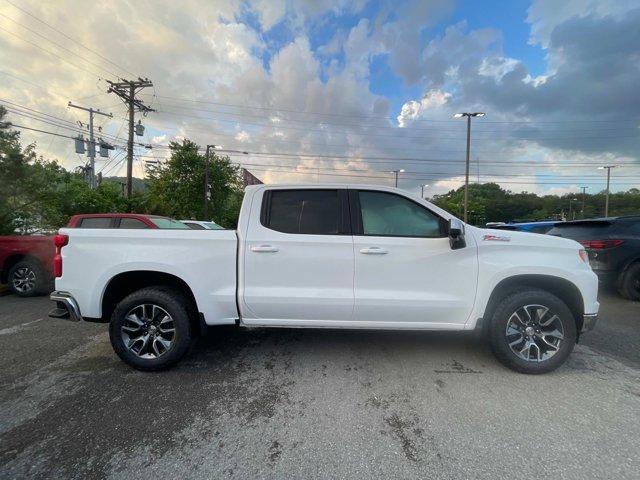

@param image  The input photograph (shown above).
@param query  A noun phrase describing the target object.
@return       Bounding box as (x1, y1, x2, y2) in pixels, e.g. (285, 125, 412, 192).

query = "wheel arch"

(481, 274, 585, 335)
(100, 270, 202, 334)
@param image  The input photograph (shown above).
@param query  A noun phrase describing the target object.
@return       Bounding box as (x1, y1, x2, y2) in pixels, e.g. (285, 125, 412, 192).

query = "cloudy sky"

(1, 0, 639, 197)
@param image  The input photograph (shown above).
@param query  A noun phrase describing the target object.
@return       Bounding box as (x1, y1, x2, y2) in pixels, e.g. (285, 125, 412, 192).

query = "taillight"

(578, 249, 589, 264)
(54, 234, 69, 278)
(579, 239, 624, 249)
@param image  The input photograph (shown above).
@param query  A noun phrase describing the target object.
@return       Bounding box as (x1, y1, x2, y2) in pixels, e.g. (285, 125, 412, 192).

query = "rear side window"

(119, 218, 149, 229)
(262, 189, 343, 235)
(78, 217, 112, 228)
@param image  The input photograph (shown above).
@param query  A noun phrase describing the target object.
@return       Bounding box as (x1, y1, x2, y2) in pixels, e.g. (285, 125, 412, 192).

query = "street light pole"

(598, 165, 619, 217)
(569, 197, 578, 220)
(454, 112, 485, 223)
(579, 186, 588, 218)
(204, 144, 221, 220)
(421, 184, 429, 199)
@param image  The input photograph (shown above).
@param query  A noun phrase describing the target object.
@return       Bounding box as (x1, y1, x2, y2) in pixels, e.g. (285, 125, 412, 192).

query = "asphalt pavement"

(0, 291, 638, 479)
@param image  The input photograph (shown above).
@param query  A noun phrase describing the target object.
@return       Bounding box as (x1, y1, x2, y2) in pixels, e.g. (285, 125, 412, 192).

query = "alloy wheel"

(505, 304, 564, 362)
(121, 304, 176, 359)
(12, 267, 36, 293)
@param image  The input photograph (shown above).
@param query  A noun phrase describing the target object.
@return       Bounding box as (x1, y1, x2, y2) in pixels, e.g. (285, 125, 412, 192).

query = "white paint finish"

(57, 184, 599, 332)
(466, 226, 600, 328)
(240, 186, 354, 321)
(55, 228, 238, 325)
(352, 235, 479, 325)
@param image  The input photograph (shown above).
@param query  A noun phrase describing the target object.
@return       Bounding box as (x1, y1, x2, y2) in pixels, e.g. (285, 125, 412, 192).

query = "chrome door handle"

(251, 244, 279, 253)
(360, 247, 388, 255)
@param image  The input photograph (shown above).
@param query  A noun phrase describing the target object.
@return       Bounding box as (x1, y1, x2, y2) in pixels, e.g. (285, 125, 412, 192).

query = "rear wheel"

(8, 259, 49, 297)
(618, 263, 640, 301)
(488, 289, 577, 374)
(109, 287, 193, 371)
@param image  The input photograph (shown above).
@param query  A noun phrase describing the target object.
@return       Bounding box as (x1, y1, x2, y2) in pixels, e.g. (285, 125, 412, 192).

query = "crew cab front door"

(350, 189, 478, 328)
(242, 188, 354, 324)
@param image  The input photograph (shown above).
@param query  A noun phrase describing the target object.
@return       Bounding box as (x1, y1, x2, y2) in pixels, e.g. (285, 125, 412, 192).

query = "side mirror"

(448, 218, 466, 250)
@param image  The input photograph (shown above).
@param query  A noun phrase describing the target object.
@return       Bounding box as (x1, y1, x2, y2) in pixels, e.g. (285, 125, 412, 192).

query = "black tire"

(617, 263, 640, 301)
(488, 289, 577, 374)
(7, 259, 49, 297)
(109, 287, 193, 371)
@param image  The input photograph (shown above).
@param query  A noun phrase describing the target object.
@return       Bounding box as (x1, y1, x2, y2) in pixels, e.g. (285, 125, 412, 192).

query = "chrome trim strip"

(50, 291, 83, 322)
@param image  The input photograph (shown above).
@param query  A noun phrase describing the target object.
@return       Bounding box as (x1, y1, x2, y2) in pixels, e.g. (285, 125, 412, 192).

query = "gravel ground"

(0, 292, 638, 479)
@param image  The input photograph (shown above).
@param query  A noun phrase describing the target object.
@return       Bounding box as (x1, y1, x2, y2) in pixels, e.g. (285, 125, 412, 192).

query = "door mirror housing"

(448, 218, 466, 250)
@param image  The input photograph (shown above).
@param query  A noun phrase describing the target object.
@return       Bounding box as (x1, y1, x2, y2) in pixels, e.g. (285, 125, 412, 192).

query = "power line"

(143, 93, 640, 125)
(153, 107, 640, 141)
(0, 24, 104, 79)
(151, 99, 640, 134)
(0, 11, 119, 78)
(3, 0, 136, 78)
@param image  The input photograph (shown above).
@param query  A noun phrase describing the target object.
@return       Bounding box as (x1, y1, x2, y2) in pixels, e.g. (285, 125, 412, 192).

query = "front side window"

(150, 218, 189, 229)
(119, 218, 149, 229)
(264, 189, 341, 235)
(184, 222, 206, 230)
(358, 191, 443, 237)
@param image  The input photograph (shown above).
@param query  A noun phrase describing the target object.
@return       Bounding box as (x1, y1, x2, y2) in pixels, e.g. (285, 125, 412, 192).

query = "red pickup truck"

(0, 235, 55, 297)
(1, 214, 186, 296)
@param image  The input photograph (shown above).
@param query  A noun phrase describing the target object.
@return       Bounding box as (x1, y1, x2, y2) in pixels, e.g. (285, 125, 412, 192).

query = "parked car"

(0, 235, 55, 297)
(50, 184, 598, 374)
(180, 220, 224, 230)
(489, 220, 558, 234)
(67, 213, 188, 229)
(547, 216, 640, 300)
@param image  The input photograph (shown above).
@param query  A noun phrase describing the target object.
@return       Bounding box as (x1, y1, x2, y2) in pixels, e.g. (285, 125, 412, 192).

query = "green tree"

(145, 140, 243, 228)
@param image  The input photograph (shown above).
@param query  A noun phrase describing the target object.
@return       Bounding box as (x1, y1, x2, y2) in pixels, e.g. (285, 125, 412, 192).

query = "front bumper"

(49, 291, 83, 322)
(582, 313, 598, 333)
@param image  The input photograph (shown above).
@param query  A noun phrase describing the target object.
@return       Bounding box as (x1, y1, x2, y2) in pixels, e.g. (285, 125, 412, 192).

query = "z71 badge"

(483, 234, 511, 242)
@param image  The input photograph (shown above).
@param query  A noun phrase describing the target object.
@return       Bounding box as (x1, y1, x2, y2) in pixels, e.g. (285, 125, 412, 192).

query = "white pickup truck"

(49, 184, 599, 373)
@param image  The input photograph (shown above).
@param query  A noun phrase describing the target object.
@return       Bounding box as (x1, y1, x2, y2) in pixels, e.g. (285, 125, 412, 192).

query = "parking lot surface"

(0, 292, 639, 479)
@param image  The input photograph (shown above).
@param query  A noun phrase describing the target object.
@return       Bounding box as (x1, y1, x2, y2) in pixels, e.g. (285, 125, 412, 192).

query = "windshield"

(149, 218, 189, 229)
(203, 221, 224, 229)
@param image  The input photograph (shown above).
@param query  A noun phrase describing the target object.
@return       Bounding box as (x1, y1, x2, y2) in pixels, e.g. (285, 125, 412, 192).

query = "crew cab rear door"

(241, 187, 354, 324)
(350, 189, 478, 327)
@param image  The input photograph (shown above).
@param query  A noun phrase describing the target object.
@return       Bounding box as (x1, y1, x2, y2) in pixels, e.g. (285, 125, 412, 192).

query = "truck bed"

(56, 228, 239, 324)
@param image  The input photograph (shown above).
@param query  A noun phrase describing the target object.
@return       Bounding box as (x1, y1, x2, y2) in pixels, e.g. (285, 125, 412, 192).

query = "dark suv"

(547, 216, 640, 300)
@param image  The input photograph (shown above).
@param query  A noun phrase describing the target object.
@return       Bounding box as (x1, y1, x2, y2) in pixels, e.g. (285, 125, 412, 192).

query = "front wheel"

(109, 287, 193, 371)
(488, 289, 577, 374)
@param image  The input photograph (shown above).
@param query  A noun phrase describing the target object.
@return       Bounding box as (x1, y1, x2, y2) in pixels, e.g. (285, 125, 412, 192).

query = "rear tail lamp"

(578, 249, 589, 264)
(54, 234, 69, 278)
(578, 239, 624, 249)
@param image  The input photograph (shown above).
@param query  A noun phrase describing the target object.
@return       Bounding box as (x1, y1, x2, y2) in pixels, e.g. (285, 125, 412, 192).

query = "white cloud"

(397, 90, 451, 127)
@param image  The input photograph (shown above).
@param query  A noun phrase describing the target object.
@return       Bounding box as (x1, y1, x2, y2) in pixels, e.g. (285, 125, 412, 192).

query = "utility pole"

(390, 169, 404, 187)
(421, 184, 429, 199)
(454, 112, 485, 223)
(598, 165, 619, 217)
(68, 102, 112, 188)
(106, 78, 155, 198)
(579, 186, 588, 218)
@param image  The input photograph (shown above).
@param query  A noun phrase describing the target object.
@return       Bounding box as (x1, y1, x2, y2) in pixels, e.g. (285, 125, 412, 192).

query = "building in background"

(242, 168, 263, 188)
